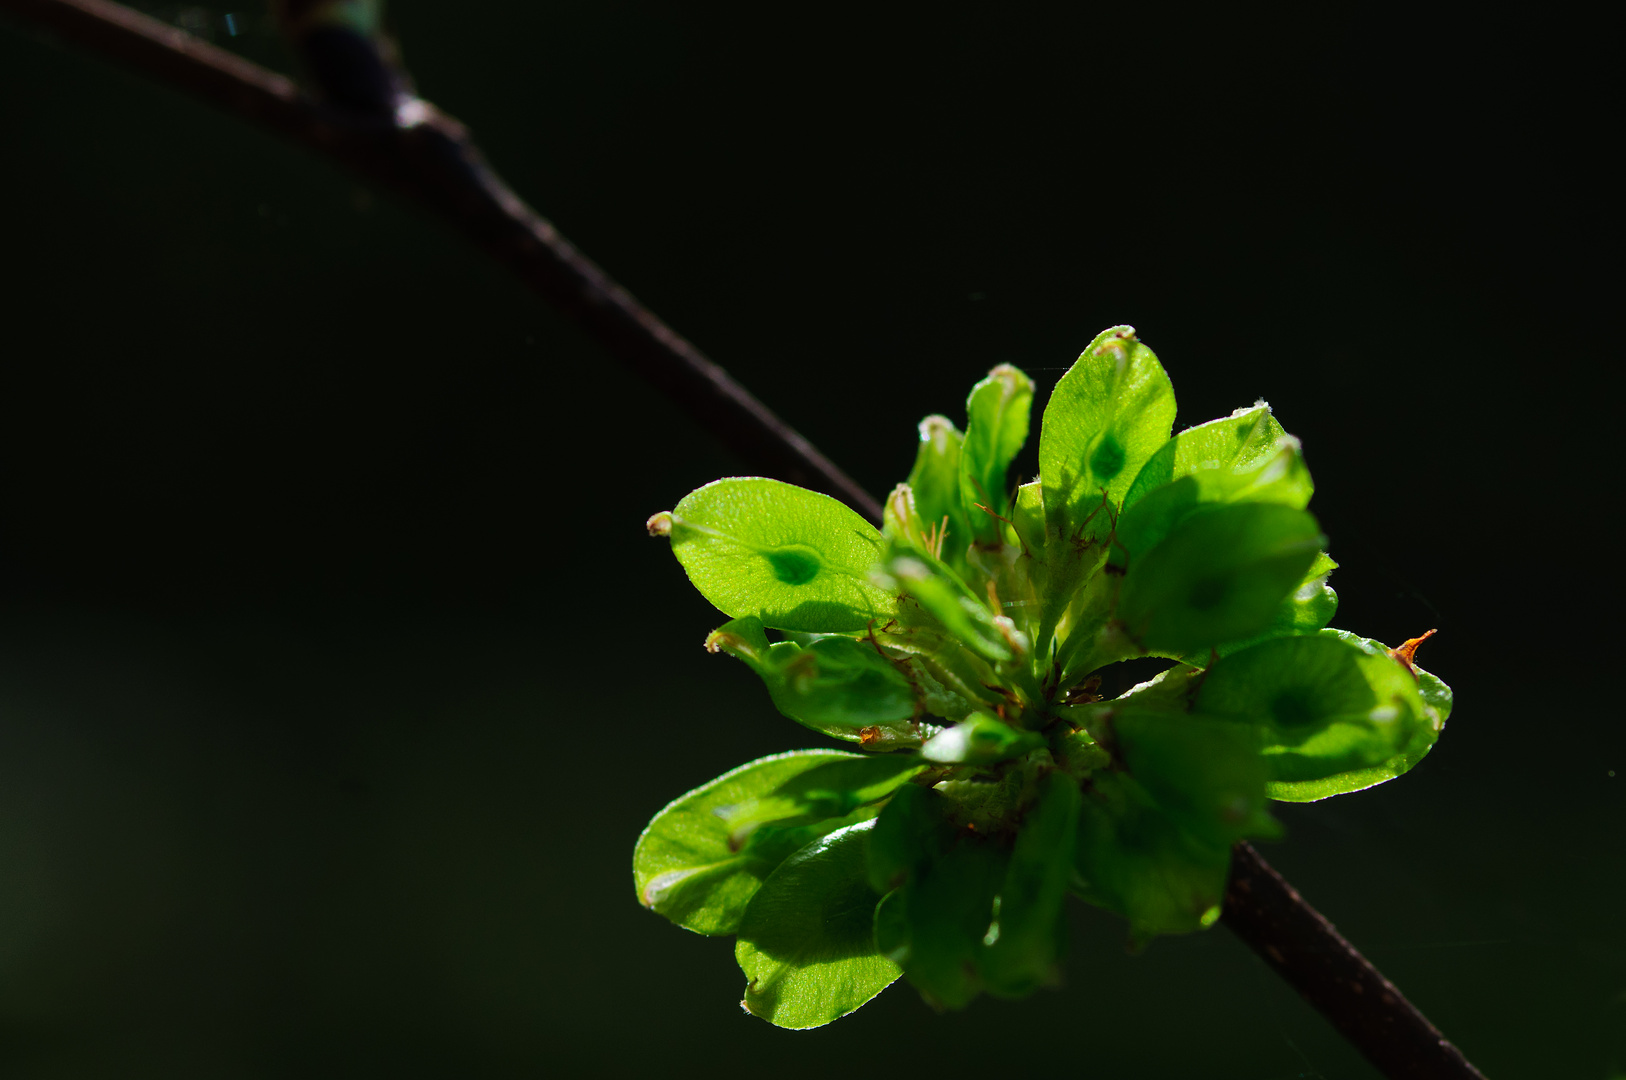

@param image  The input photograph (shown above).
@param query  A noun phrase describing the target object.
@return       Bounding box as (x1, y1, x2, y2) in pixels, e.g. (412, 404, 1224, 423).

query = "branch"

(1225, 842, 1485, 1079)
(0, 2, 1484, 1076)
(0, 0, 881, 523)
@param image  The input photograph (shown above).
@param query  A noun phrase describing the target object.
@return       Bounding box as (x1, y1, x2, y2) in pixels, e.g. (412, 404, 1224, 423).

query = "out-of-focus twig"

(0, 0, 881, 521)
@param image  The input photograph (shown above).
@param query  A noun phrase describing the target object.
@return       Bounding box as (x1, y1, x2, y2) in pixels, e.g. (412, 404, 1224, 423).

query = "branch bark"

(0, 2, 1484, 1076)
(0, 0, 881, 522)
(1225, 842, 1485, 1079)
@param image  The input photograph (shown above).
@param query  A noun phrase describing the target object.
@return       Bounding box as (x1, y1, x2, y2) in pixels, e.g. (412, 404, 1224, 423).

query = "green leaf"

(884, 554, 1021, 663)
(736, 821, 902, 1028)
(706, 616, 922, 747)
(906, 416, 972, 564)
(1113, 437, 1315, 566)
(1039, 326, 1177, 531)
(716, 753, 927, 836)
(882, 837, 1009, 1009)
(1117, 502, 1323, 656)
(921, 712, 1045, 765)
(1113, 711, 1279, 848)
(978, 772, 1080, 996)
(867, 782, 951, 893)
(1196, 633, 1431, 801)
(1217, 551, 1339, 655)
(959, 364, 1035, 545)
(1122, 402, 1298, 508)
(1072, 771, 1231, 942)
(633, 749, 882, 935)
(653, 478, 896, 633)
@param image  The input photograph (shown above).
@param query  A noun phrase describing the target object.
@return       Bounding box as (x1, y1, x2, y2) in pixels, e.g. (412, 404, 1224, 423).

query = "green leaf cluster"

(636, 325, 1452, 1027)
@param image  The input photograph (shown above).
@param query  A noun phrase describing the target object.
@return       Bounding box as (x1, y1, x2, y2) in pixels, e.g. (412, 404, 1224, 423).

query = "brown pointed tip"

(1388, 629, 1438, 674)
(645, 511, 673, 537)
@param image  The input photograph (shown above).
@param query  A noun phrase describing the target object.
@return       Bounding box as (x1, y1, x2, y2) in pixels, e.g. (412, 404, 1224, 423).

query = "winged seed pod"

(633, 325, 1451, 1029)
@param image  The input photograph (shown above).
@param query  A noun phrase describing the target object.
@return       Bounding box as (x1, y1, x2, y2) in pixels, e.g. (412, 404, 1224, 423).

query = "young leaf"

(651, 478, 896, 633)
(959, 364, 1035, 545)
(906, 416, 972, 564)
(1039, 326, 1176, 531)
(883, 554, 1021, 663)
(978, 772, 1080, 996)
(1117, 502, 1323, 656)
(1072, 771, 1231, 942)
(706, 616, 921, 747)
(1113, 711, 1280, 848)
(867, 782, 952, 893)
(1196, 633, 1432, 801)
(735, 821, 902, 1028)
(717, 753, 926, 835)
(883, 837, 1009, 1009)
(1217, 551, 1339, 655)
(1113, 438, 1315, 566)
(1122, 402, 1298, 508)
(634, 750, 881, 935)
(920, 712, 1045, 765)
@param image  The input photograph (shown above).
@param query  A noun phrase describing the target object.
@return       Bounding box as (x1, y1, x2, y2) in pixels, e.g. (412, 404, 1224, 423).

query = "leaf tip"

(1388, 628, 1438, 675)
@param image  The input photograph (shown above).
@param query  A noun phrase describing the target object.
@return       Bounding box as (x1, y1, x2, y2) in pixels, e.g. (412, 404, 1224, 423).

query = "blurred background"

(0, 3, 1618, 1076)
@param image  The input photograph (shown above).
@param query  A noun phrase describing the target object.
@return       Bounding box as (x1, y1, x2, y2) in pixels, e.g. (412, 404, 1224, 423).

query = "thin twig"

(0, 2, 1483, 1075)
(0, 0, 881, 522)
(1225, 842, 1486, 1079)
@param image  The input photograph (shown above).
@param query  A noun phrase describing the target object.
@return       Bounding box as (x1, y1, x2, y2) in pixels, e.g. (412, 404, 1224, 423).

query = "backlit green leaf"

(1118, 502, 1323, 656)
(1113, 711, 1279, 848)
(706, 616, 921, 747)
(920, 712, 1045, 765)
(906, 416, 972, 564)
(884, 554, 1019, 663)
(736, 821, 901, 1028)
(867, 782, 951, 893)
(1073, 771, 1231, 942)
(978, 772, 1080, 996)
(633, 750, 879, 935)
(1122, 402, 1298, 508)
(653, 478, 896, 633)
(716, 753, 926, 835)
(1039, 326, 1176, 531)
(1197, 633, 1430, 801)
(1113, 438, 1314, 566)
(960, 364, 1035, 545)
(883, 837, 1009, 1009)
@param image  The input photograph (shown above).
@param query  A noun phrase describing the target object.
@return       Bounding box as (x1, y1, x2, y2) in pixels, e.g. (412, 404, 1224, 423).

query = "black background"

(1, 3, 1619, 1077)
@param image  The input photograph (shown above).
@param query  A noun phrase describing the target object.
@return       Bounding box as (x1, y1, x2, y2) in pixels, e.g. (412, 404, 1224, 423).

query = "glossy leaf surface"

(736, 821, 901, 1028)
(657, 478, 895, 632)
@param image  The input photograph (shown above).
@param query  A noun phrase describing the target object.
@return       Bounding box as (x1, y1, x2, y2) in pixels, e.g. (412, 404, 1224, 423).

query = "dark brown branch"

(0, 0, 881, 522)
(1225, 842, 1486, 1079)
(0, 2, 1482, 1076)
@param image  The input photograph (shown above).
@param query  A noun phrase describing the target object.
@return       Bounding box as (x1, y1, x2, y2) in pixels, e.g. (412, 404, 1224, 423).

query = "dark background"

(1, 3, 1619, 1077)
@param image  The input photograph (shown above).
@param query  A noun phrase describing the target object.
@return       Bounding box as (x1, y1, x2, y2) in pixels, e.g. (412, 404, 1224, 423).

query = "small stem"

(1223, 842, 1486, 1079)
